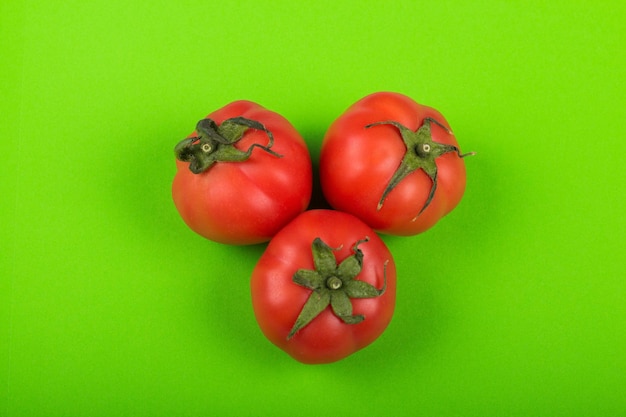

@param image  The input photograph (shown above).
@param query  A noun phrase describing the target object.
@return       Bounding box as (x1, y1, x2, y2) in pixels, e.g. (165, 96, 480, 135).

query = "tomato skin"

(172, 101, 312, 245)
(320, 92, 468, 236)
(251, 209, 396, 364)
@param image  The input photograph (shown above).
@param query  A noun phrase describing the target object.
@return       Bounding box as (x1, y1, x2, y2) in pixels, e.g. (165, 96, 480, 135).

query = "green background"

(2, 0, 625, 415)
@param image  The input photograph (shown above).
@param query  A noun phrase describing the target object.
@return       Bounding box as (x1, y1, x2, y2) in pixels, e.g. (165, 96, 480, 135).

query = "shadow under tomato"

(307, 161, 332, 210)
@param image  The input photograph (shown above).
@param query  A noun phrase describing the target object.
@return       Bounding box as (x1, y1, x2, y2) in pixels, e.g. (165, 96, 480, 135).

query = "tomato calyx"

(366, 118, 475, 219)
(287, 237, 387, 340)
(174, 116, 283, 174)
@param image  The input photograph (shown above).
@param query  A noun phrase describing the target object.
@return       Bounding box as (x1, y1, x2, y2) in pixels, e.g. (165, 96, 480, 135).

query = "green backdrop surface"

(2, 1, 625, 416)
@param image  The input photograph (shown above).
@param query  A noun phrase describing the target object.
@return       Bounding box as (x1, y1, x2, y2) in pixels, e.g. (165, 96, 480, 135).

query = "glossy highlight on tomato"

(251, 209, 396, 364)
(320, 92, 473, 236)
(172, 100, 312, 245)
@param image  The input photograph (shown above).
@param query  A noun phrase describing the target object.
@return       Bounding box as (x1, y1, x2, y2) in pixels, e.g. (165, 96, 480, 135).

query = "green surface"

(2, 0, 625, 415)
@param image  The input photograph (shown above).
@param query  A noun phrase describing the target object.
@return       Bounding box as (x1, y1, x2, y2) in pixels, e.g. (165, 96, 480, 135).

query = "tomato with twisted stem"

(172, 100, 312, 245)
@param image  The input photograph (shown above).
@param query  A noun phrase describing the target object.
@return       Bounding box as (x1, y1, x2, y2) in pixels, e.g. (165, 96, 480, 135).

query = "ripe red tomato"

(320, 92, 473, 236)
(172, 100, 312, 245)
(251, 209, 396, 364)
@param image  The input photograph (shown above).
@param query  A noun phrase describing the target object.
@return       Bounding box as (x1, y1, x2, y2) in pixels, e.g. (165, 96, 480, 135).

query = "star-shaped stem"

(174, 116, 283, 174)
(287, 237, 388, 340)
(366, 118, 474, 219)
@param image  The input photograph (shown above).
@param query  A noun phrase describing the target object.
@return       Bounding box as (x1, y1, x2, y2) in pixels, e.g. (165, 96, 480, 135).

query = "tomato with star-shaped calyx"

(320, 92, 474, 236)
(251, 209, 396, 364)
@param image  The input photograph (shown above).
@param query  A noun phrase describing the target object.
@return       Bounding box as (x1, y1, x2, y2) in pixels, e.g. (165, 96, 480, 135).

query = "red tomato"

(251, 209, 396, 364)
(172, 101, 312, 245)
(320, 92, 473, 236)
